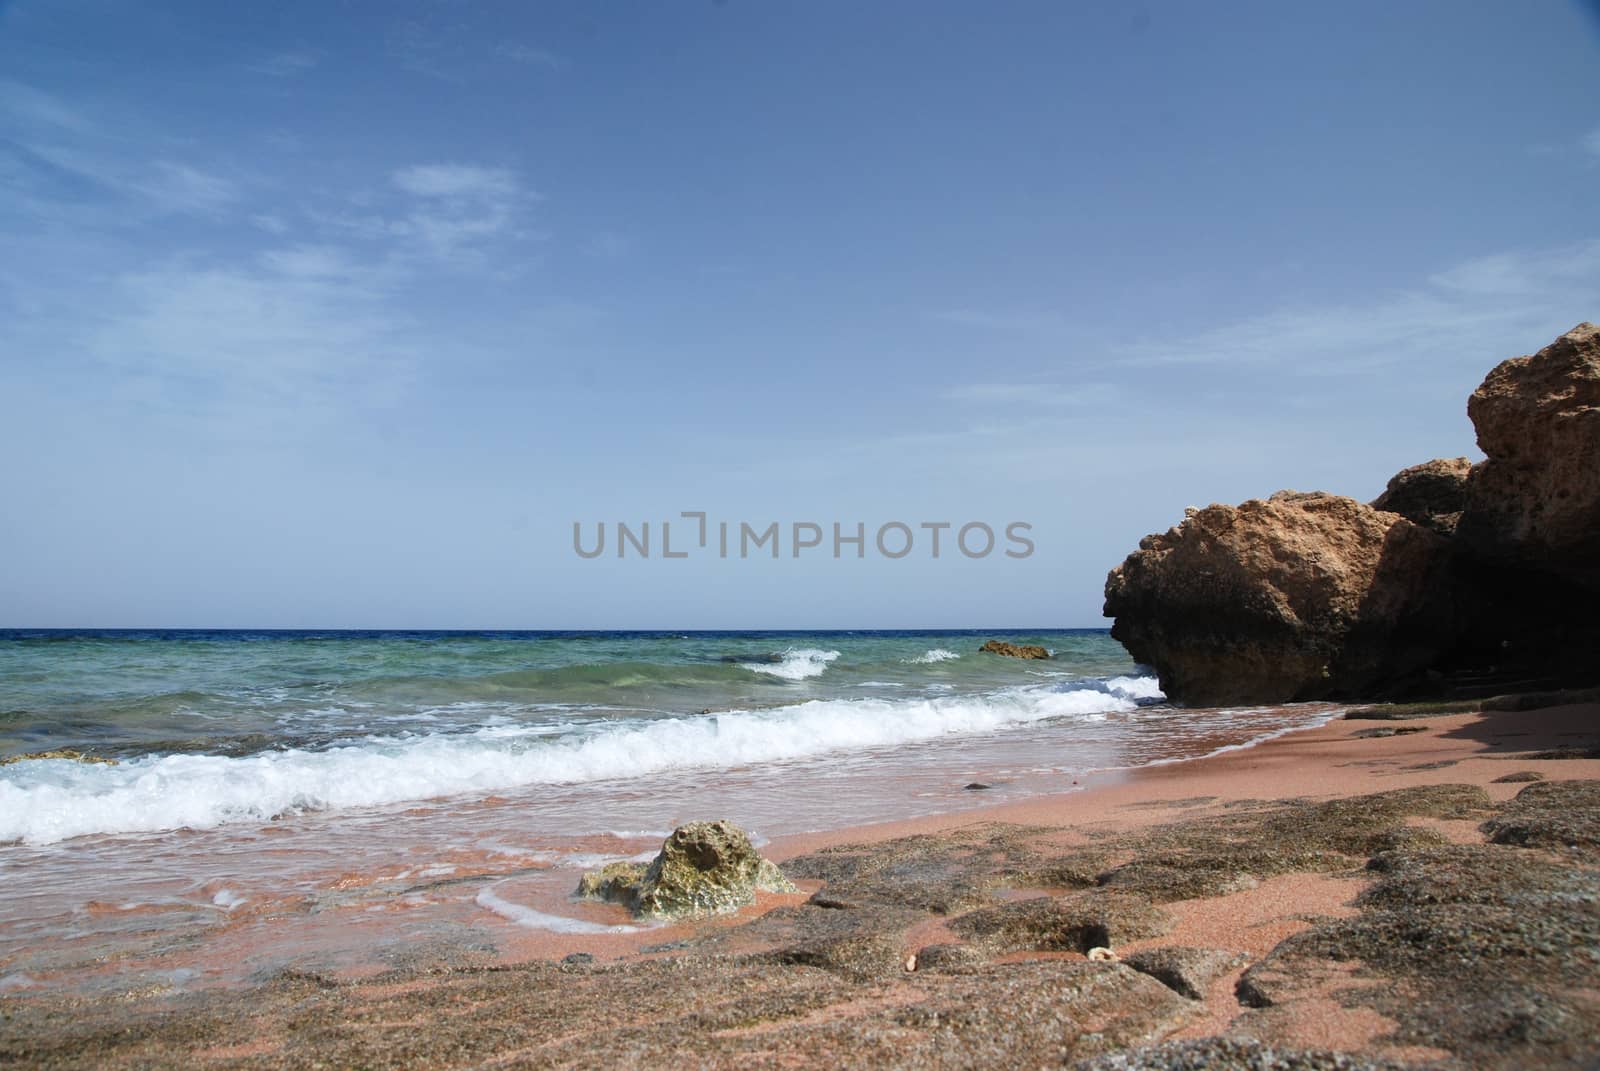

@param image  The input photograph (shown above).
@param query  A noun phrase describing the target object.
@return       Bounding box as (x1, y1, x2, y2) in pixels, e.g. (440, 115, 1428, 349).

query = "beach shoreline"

(5, 697, 1597, 1068)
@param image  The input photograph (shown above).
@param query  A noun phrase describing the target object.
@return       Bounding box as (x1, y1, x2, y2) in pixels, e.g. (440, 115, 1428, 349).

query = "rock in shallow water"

(576, 819, 796, 920)
(979, 640, 1050, 659)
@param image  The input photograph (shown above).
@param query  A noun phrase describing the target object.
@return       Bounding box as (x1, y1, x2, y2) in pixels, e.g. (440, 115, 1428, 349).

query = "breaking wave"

(741, 648, 840, 681)
(0, 676, 1159, 844)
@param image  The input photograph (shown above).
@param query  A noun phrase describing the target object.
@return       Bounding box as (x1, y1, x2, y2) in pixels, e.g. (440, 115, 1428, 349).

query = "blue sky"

(2, 0, 1598, 628)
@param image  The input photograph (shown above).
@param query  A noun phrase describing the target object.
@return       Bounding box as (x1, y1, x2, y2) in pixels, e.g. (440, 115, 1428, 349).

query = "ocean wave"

(741, 648, 840, 681)
(907, 648, 961, 664)
(0, 677, 1158, 845)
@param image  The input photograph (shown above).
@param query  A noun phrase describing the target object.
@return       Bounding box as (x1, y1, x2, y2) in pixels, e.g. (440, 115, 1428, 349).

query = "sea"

(0, 629, 1337, 994)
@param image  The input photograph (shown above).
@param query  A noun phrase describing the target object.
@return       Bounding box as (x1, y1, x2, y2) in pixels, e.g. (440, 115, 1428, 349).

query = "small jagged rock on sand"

(576, 819, 796, 920)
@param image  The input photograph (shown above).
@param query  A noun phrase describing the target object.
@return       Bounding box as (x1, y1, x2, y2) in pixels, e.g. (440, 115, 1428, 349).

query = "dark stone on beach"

(889, 961, 1197, 1062)
(575, 820, 796, 920)
(909, 941, 987, 973)
(1091, 783, 1487, 904)
(1520, 745, 1600, 759)
(1121, 946, 1247, 1000)
(560, 951, 594, 966)
(1072, 1038, 1417, 1070)
(979, 640, 1050, 659)
(1481, 778, 1600, 857)
(1371, 456, 1473, 536)
(782, 824, 1089, 915)
(1491, 770, 1545, 783)
(1351, 726, 1426, 738)
(1103, 491, 1459, 705)
(736, 900, 927, 981)
(950, 891, 1173, 954)
(1097, 860, 1261, 901)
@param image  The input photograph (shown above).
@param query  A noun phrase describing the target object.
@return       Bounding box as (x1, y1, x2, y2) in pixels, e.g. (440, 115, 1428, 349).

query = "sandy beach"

(4, 698, 1597, 1069)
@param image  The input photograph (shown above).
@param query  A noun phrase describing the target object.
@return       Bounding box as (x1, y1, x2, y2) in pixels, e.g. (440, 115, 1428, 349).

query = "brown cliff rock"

(1458, 322, 1600, 589)
(1103, 492, 1457, 705)
(1371, 457, 1472, 536)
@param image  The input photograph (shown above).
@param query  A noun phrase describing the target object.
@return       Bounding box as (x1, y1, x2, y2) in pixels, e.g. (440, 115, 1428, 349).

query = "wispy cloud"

(943, 382, 1120, 407)
(937, 239, 1598, 379)
(89, 248, 416, 434)
(1111, 240, 1600, 373)
(934, 308, 1073, 335)
(392, 163, 519, 200)
(131, 161, 238, 216)
(313, 163, 539, 267)
(0, 79, 92, 133)
(583, 230, 633, 260)
(249, 49, 321, 78)
(495, 42, 564, 70)
(1582, 125, 1600, 159)
(1, 80, 242, 223)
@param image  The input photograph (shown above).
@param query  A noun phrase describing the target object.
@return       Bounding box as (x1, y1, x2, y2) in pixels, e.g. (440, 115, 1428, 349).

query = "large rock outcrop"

(1457, 322, 1600, 589)
(576, 819, 796, 920)
(1104, 322, 1599, 706)
(1103, 491, 1458, 705)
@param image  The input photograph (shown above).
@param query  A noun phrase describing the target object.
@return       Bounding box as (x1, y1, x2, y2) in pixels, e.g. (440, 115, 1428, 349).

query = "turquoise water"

(0, 629, 1139, 760)
(1, 628, 1170, 844)
(0, 629, 1339, 993)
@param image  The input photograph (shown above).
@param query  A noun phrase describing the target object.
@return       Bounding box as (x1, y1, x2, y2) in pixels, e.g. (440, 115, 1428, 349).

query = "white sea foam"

(0, 678, 1158, 845)
(1105, 675, 1165, 701)
(908, 648, 960, 664)
(743, 648, 839, 680)
(475, 887, 644, 934)
(210, 889, 247, 911)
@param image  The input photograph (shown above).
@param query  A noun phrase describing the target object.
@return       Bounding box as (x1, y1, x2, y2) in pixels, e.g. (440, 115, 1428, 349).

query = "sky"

(1, 0, 1598, 629)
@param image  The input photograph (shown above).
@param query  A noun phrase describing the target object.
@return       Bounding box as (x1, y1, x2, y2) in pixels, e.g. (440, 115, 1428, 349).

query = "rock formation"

(979, 640, 1050, 660)
(1457, 322, 1600, 588)
(576, 819, 796, 920)
(1103, 323, 1599, 706)
(1103, 492, 1458, 705)
(1370, 456, 1472, 536)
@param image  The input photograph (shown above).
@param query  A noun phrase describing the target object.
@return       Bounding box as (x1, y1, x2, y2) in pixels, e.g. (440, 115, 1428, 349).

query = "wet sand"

(3, 701, 1598, 1069)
